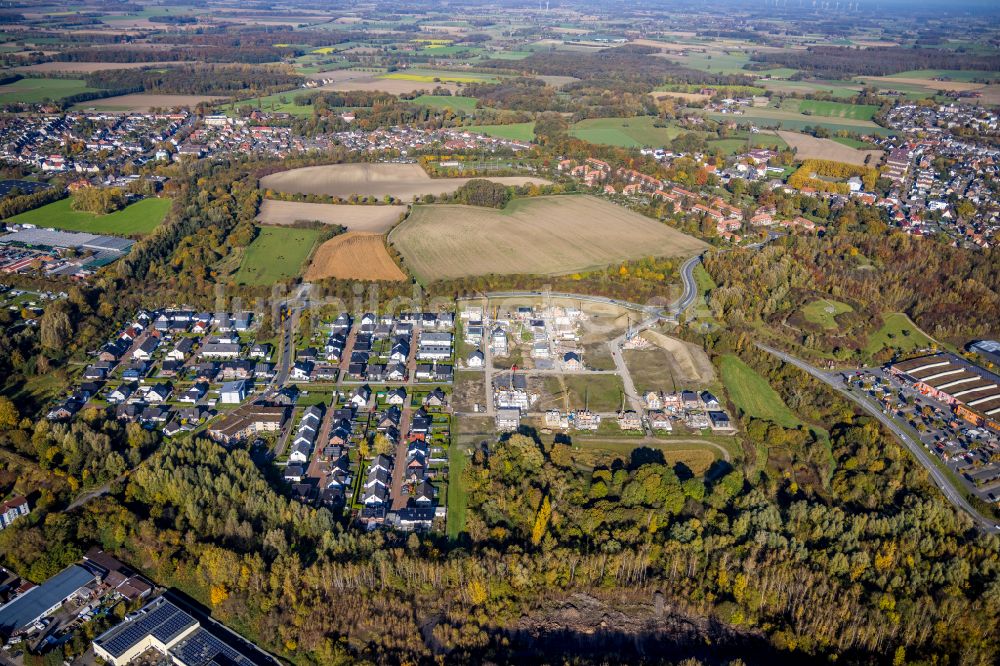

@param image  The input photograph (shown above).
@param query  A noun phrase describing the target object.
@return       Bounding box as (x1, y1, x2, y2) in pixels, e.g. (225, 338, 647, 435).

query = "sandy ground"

(776, 130, 883, 167)
(305, 232, 407, 281)
(15, 61, 188, 74)
(256, 200, 406, 232)
(390, 195, 708, 281)
(640, 329, 716, 385)
(72, 93, 225, 111)
(260, 163, 551, 202)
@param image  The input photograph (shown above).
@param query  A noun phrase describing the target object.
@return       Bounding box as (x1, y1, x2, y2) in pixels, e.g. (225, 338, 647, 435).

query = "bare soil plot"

(390, 195, 708, 281)
(256, 200, 406, 233)
(962, 85, 1000, 106)
(304, 232, 406, 281)
(650, 91, 711, 103)
(260, 163, 550, 203)
(15, 61, 187, 74)
(72, 93, 225, 111)
(862, 76, 985, 93)
(639, 329, 716, 386)
(776, 130, 883, 167)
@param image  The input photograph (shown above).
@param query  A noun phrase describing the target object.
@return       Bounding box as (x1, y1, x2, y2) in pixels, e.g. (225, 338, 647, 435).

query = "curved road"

(756, 342, 1000, 535)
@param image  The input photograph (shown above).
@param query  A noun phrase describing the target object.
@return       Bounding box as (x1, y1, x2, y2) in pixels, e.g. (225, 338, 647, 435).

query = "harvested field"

(776, 130, 883, 167)
(72, 93, 225, 112)
(862, 76, 985, 93)
(304, 232, 406, 281)
(15, 61, 186, 74)
(650, 91, 711, 103)
(256, 200, 405, 232)
(390, 195, 707, 282)
(260, 163, 550, 202)
(312, 75, 459, 95)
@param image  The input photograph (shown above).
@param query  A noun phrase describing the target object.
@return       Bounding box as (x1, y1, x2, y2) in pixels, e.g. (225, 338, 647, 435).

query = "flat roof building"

(0, 564, 97, 637)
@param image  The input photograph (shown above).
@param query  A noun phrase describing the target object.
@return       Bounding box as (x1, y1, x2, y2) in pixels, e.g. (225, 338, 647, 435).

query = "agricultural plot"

(6, 197, 171, 236)
(0, 77, 100, 104)
(801, 299, 854, 330)
(259, 163, 550, 202)
(72, 93, 225, 112)
(719, 354, 802, 428)
(304, 232, 406, 282)
(776, 130, 883, 166)
(256, 200, 405, 233)
(390, 195, 708, 282)
(379, 68, 500, 83)
(464, 122, 535, 141)
(15, 61, 186, 74)
(232, 227, 322, 285)
(706, 132, 788, 156)
(705, 108, 894, 136)
(223, 90, 314, 116)
(410, 95, 478, 111)
(761, 79, 862, 99)
(781, 99, 878, 120)
(569, 116, 685, 148)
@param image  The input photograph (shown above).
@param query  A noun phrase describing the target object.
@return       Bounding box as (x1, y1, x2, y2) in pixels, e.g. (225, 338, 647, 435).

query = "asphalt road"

(756, 342, 1000, 534)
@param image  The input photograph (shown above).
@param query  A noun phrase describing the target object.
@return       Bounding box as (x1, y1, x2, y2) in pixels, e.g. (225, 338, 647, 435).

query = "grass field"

(232, 226, 322, 285)
(863, 313, 935, 358)
(464, 122, 535, 141)
(802, 298, 854, 330)
(0, 77, 100, 104)
(6, 197, 172, 235)
(761, 79, 862, 99)
(832, 137, 879, 149)
(719, 354, 802, 428)
(391, 195, 708, 282)
(411, 94, 478, 111)
(893, 69, 1000, 83)
(704, 108, 893, 136)
(569, 116, 684, 148)
(782, 98, 878, 120)
(446, 440, 469, 540)
(304, 232, 406, 281)
(707, 133, 788, 155)
(542, 374, 625, 412)
(224, 90, 314, 116)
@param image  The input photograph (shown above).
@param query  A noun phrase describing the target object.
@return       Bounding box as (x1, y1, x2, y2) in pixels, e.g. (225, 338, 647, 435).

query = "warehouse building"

(889, 353, 1000, 431)
(0, 564, 97, 637)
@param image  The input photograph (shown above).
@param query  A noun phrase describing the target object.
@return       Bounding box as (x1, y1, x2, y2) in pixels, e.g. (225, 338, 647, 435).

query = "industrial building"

(0, 564, 97, 637)
(889, 353, 1000, 431)
(93, 596, 257, 666)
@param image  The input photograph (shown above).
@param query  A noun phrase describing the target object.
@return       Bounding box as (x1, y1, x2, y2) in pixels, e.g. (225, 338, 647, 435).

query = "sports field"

(464, 122, 535, 141)
(719, 354, 802, 428)
(801, 299, 854, 330)
(304, 231, 406, 281)
(390, 195, 708, 281)
(0, 77, 100, 104)
(232, 226, 322, 285)
(569, 116, 685, 148)
(260, 163, 549, 202)
(6, 197, 172, 236)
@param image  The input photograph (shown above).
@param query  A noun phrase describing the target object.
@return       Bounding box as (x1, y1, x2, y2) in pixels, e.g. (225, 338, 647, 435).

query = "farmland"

(569, 116, 684, 148)
(390, 195, 708, 282)
(231, 226, 322, 285)
(256, 200, 405, 233)
(6, 197, 172, 236)
(379, 68, 500, 84)
(0, 77, 100, 104)
(719, 354, 802, 428)
(259, 163, 549, 202)
(781, 98, 878, 120)
(304, 232, 406, 282)
(410, 95, 478, 111)
(71, 93, 226, 112)
(776, 130, 883, 166)
(705, 107, 895, 136)
(463, 122, 535, 141)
